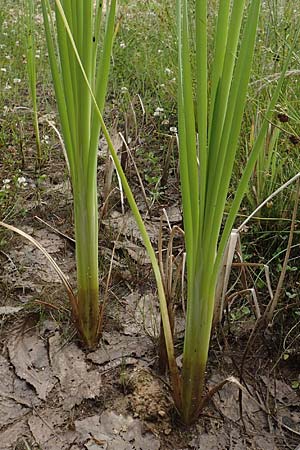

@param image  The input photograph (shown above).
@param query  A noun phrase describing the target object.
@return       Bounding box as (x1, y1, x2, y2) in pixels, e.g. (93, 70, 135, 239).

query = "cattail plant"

(40, 0, 179, 390)
(173, 0, 295, 424)
(43, 0, 181, 399)
(41, 0, 116, 347)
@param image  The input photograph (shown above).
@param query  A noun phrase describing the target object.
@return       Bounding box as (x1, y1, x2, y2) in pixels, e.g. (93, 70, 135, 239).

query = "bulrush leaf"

(41, 0, 117, 347)
(52, 0, 182, 404)
(175, 0, 295, 424)
(41, 1, 181, 403)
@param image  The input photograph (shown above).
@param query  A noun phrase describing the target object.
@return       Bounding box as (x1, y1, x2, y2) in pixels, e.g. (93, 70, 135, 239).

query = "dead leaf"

(0, 354, 16, 396)
(103, 211, 158, 244)
(134, 293, 160, 338)
(0, 397, 28, 429)
(87, 332, 151, 367)
(29, 229, 66, 254)
(189, 432, 227, 450)
(161, 205, 182, 223)
(0, 306, 23, 315)
(0, 353, 40, 433)
(8, 328, 57, 400)
(49, 333, 102, 410)
(28, 408, 76, 450)
(75, 411, 160, 450)
(210, 376, 268, 433)
(0, 419, 30, 450)
(252, 435, 278, 450)
(121, 291, 160, 338)
(1, 227, 75, 291)
(189, 423, 278, 450)
(260, 375, 299, 406)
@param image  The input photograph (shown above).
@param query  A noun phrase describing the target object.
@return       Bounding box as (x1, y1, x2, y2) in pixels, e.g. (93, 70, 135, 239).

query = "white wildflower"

(2, 179, 11, 190)
(154, 107, 164, 117)
(17, 176, 28, 187)
(42, 135, 50, 144)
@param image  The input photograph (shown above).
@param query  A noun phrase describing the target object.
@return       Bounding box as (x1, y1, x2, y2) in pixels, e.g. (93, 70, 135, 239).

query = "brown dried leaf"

(251, 435, 279, 450)
(189, 432, 227, 450)
(0, 354, 15, 395)
(75, 411, 160, 450)
(29, 229, 66, 253)
(0, 353, 40, 435)
(8, 328, 57, 400)
(87, 332, 150, 366)
(0, 306, 23, 315)
(260, 375, 299, 406)
(189, 423, 278, 450)
(120, 291, 160, 338)
(0, 419, 30, 450)
(103, 211, 158, 244)
(49, 333, 102, 410)
(134, 293, 160, 338)
(1, 227, 75, 292)
(28, 408, 76, 450)
(0, 397, 28, 429)
(162, 205, 182, 223)
(210, 377, 268, 433)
